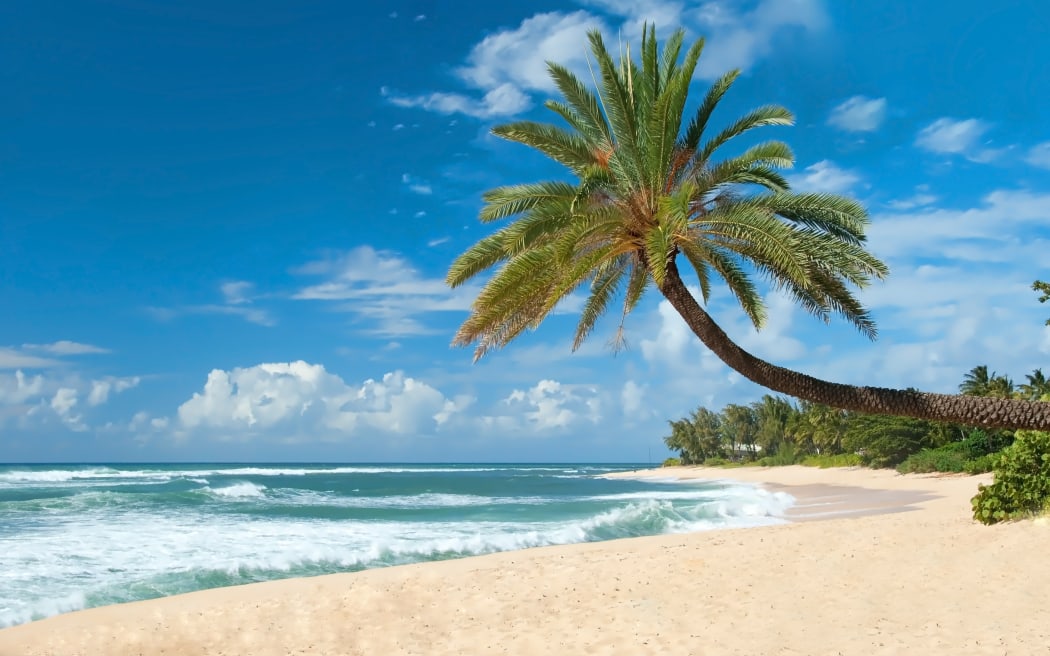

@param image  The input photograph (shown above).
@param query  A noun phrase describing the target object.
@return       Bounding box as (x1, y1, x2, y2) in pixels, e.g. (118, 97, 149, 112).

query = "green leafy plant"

(661, 457, 683, 467)
(799, 453, 863, 468)
(972, 430, 1050, 524)
(756, 443, 800, 467)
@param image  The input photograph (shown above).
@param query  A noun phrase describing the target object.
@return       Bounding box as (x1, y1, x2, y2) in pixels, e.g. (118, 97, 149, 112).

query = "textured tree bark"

(658, 261, 1050, 431)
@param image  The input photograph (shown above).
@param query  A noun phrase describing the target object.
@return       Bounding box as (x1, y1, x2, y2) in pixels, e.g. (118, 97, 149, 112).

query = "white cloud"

(0, 370, 46, 404)
(385, 81, 533, 120)
(88, 376, 140, 406)
(498, 379, 602, 430)
(457, 11, 605, 95)
(0, 348, 62, 370)
(1024, 141, 1050, 169)
(50, 387, 78, 415)
(22, 340, 111, 356)
(786, 160, 860, 193)
(915, 117, 1003, 162)
(293, 246, 476, 337)
(827, 96, 887, 132)
(401, 173, 433, 195)
(0, 368, 142, 431)
(620, 380, 648, 417)
(386, 1, 826, 120)
(690, 0, 828, 77)
(177, 361, 462, 438)
(49, 387, 86, 430)
(885, 184, 938, 211)
(579, 0, 684, 37)
(221, 281, 254, 305)
(147, 282, 274, 327)
(868, 189, 1050, 262)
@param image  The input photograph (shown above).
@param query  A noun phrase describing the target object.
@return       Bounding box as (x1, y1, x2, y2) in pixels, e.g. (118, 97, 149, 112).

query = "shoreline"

(5, 465, 1050, 655)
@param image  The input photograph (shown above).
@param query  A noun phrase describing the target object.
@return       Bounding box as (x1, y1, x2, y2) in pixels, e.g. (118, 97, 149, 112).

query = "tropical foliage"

(662, 365, 1045, 472)
(972, 430, 1050, 524)
(1035, 280, 1050, 326)
(448, 25, 1050, 430)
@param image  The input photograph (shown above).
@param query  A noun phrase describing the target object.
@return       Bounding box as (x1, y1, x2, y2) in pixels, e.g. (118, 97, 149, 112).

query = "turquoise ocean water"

(0, 463, 794, 627)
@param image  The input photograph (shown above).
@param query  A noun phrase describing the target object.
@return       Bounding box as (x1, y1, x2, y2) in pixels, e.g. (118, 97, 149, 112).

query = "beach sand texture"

(3, 465, 1048, 655)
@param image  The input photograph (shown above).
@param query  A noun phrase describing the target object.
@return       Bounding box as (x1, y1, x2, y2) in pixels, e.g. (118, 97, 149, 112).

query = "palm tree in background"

(959, 366, 1013, 398)
(1020, 369, 1050, 401)
(447, 26, 1050, 430)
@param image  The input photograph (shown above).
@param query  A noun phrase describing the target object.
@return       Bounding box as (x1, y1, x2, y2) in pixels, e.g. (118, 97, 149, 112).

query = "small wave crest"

(206, 482, 268, 499)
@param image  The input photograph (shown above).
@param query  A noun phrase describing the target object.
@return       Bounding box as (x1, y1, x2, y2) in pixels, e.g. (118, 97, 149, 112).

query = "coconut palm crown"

(448, 26, 1050, 431)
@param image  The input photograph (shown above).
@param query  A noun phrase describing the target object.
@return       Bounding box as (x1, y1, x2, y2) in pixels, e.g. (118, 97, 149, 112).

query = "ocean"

(0, 463, 794, 628)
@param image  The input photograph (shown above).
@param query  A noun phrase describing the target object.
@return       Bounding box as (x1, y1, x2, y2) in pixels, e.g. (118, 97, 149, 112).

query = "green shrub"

(799, 453, 863, 468)
(661, 457, 682, 467)
(958, 429, 1013, 459)
(963, 454, 996, 475)
(972, 430, 1050, 524)
(842, 414, 934, 468)
(754, 444, 801, 467)
(703, 457, 729, 466)
(897, 447, 969, 474)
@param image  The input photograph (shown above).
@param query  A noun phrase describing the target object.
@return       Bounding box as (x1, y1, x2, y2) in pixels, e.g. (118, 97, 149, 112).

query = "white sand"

(3, 465, 1049, 655)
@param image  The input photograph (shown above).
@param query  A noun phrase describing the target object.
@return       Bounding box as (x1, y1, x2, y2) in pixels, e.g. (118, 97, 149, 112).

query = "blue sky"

(3, 0, 1049, 463)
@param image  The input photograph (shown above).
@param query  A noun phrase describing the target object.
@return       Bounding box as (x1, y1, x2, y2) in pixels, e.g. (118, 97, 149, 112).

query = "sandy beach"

(3, 465, 1048, 655)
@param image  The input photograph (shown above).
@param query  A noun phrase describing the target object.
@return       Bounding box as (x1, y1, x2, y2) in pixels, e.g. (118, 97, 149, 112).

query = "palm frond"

(697, 105, 794, 166)
(478, 181, 576, 223)
(492, 122, 597, 173)
(545, 62, 611, 145)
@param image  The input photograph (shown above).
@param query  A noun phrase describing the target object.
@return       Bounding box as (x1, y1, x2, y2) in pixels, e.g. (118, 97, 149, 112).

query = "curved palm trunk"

(658, 262, 1050, 431)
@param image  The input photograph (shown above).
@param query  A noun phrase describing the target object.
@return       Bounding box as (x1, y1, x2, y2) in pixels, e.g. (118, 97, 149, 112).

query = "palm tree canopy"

(448, 26, 887, 361)
(447, 26, 1050, 431)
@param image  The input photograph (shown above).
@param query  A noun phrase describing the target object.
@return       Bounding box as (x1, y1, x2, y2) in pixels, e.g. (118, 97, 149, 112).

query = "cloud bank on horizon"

(2, 0, 1049, 462)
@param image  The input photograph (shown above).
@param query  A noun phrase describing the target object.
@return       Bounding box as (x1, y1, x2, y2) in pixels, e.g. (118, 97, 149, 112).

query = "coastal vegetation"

(447, 26, 1050, 430)
(661, 364, 1050, 523)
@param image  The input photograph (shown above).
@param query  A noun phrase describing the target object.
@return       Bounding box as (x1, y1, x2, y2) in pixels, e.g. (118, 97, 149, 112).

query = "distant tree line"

(663, 365, 1050, 472)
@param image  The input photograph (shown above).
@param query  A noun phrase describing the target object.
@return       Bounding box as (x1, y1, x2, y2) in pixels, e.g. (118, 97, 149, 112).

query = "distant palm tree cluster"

(449, 25, 1050, 431)
(664, 366, 1049, 470)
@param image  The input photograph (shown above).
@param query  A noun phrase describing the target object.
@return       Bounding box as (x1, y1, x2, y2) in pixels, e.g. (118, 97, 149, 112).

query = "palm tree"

(447, 26, 1050, 431)
(1020, 369, 1050, 401)
(960, 365, 1015, 399)
(751, 394, 795, 456)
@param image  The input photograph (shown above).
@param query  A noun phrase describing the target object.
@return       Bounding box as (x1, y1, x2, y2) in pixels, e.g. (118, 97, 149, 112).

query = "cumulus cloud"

(0, 370, 47, 405)
(176, 361, 465, 439)
(495, 379, 602, 430)
(88, 376, 141, 406)
(827, 96, 887, 132)
(786, 160, 861, 194)
(620, 380, 648, 417)
(0, 369, 141, 431)
(292, 246, 476, 337)
(386, 0, 827, 119)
